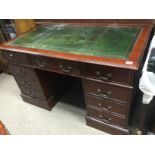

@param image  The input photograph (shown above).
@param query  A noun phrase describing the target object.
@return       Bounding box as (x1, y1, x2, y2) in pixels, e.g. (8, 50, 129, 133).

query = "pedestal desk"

(0, 23, 153, 134)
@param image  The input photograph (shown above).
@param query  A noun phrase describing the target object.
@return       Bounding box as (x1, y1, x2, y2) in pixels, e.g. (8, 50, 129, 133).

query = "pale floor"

(0, 73, 108, 135)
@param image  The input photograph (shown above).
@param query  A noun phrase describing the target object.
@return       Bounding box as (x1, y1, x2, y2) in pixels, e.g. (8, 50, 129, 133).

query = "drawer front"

(15, 76, 42, 90)
(31, 55, 80, 76)
(87, 108, 126, 128)
(81, 64, 133, 85)
(58, 60, 80, 75)
(9, 64, 37, 79)
(19, 87, 46, 99)
(2, 51, 30, 65)
(84, 80, 132, 103)
(85, 95, 127, 116)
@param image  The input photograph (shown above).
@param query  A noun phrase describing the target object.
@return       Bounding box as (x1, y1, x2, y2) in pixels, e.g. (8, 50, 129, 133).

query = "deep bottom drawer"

(86, 116, 129, 135)
(87, 108, 127, 128)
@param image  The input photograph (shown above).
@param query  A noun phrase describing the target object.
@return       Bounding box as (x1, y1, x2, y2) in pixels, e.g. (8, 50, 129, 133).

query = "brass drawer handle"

(36, 60, 46, 68)
(96, 71, 112, 81)
(17, 69, 26, 75)
(25, 90, 35, 98)
(22, 81, 31, 87)
(99, 114, 103, 118)
(29, 93, 35, 98)
(97, 88, 112, 98)
(98, 102, 112, 111)
(39, 63, 46, 68)
(59, 65, 72, 73)
(9, 53, 14, 57)
(99, 114, 112, 123)
(98, 102, 102, 107)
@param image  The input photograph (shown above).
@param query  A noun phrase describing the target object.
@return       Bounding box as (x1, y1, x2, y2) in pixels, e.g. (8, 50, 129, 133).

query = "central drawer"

(31, 55, 80, 76)
(84, 80, 133, 103)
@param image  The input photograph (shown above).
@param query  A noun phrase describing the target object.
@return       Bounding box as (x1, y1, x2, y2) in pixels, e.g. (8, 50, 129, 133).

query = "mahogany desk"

(0, 23, 153, 134)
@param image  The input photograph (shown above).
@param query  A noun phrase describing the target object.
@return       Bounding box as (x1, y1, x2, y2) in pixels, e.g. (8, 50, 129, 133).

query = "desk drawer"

(15, 76, 42, 90)
(20, 87, 46, 100)
(9, 64, 37, 79)
(31, 56, 80, 76)
(81, 64, 133, 85)
(87, 108, 126, 128)
(85, 95, 127, 116)
(84, 80, 132, 103)
(2, 51, 30, 65)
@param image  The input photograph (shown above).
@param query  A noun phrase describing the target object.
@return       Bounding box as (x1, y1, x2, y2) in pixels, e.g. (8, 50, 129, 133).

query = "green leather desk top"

(7, 25, 141, 59)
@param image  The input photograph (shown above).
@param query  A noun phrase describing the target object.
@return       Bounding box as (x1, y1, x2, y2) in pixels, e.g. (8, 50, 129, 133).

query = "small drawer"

(31, 55, 58, 70)
(84, 80, 132, 103)
(81, 63, 133, 85)
(58, 59, 80, 75)
(2, 51, 30, 65)
(19, 87, 46, 100)
(85, 95, 127, 116)
(87, 107, 126, 128)
(14, 76, 42, 90)
(31, 55, 80, 76)
(9, 64, 37, 79)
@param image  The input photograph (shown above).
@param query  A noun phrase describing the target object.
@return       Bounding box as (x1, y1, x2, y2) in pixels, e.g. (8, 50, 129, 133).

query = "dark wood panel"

(85, 95, 127, 116)
(83, 80, 133, 103)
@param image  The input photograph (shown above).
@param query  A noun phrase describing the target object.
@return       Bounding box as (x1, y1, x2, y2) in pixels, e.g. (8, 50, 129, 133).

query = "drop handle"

(18, 69, 26, 75)
(97, 88, 112, 97)
(96, 71, 112, 81)
(26, 90, 35, 98)
(39, 64, 46, 68)
(98, 102, 112, 111)
(59, 64, 72, 73)
(22, 81, 31, 87)
(9, 53, 14, 57)
(99, 114, 112, 123)
(36, 60, 46, 68)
